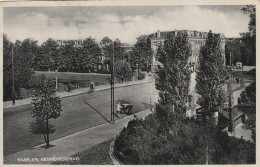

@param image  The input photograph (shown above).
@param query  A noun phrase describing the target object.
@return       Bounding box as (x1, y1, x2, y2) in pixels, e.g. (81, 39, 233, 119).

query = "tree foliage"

(114, 59, 133, 82)
(57, 41, 75, 71)
(100, 36, 113, 60)
(114, 39, 126, 61)
(239, 81, 256, 105)
(238, 81, 256, 143)
(224, 6, 256, 66)
(196, 31, 229, 119)
(155, 33, 192, 123)
(3, 34, 36, 101)
(114, 115, 209, 164)
(39, 38, 59, 71)
(113, 31, 255, 165)
(31, 75, 62, 147)
(76, 37, 102, 72)
(241, 5, 256, 36)
(225, 39, 242, 65)
(114, 114, 255, 164)
(132, 35, 153, 67)
(240, 32, 255, 66)
(240, 5, 256, 66)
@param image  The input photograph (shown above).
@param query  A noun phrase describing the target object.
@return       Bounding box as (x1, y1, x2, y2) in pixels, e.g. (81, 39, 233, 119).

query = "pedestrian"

(116, 101, 122, 115)
(236, 77, 239, 83)
(90, 81, 95, 92)
(68, 83, 71, 92)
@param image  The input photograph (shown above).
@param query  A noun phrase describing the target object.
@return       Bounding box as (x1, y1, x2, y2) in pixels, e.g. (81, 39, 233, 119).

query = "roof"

(122, 43, 134, 48)
(149, 30, 226, 40)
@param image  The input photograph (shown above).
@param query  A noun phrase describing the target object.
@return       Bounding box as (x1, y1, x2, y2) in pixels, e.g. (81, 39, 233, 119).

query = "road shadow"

(83, 101, 110, 123)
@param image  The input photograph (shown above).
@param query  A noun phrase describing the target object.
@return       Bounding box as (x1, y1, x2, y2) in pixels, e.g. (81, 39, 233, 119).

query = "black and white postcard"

(1, 0, 258, 166)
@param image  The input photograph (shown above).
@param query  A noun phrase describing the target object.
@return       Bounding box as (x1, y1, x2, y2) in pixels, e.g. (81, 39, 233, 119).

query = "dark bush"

(137, 72, 145, 80)
(114, 114, 255, 165)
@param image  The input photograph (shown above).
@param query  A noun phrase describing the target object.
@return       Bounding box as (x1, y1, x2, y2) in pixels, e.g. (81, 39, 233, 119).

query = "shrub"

(114, 114, 255, 165)
(114, 114, 210, 164)
(239, 81, 256, 105)
(137, 72, 145, 80)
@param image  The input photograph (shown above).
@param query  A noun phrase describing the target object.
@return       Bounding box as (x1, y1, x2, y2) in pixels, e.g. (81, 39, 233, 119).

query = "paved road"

(4, 82, 158, 156)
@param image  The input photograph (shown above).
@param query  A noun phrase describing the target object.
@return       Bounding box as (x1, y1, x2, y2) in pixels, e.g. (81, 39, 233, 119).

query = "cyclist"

(90, 81, 95, 92)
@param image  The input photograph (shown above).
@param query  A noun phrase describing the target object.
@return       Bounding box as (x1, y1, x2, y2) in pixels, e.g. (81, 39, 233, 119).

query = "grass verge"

(53, 138, 113, 165)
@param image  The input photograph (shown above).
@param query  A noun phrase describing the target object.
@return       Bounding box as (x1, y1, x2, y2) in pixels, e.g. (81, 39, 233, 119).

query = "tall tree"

(100, 37, 113, 58)
(240, 33, 255, 66)
(57, 40, 75, 71)
(196, 30, 229, 123)
(240, 5, 256, 66)
(114, 39, 126, 61)
(40, 38, 59, 71)
(31, 75, 62, 147)
(225, 39, 242, 65)
(114, 59, 133, 82)
(242, 5, 256, 36)
(3, 35, 36, 101)
(132, 35, 152, 68)
(100, 37, 113, 71)
(78, 37, 101, 72)
(3, 34, 13, 101)
(155, 33, 192, 128)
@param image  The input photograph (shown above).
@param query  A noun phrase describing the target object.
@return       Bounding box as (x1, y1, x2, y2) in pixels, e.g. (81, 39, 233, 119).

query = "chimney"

(174, 30, 178, 36)
(157, 30, 160, 38)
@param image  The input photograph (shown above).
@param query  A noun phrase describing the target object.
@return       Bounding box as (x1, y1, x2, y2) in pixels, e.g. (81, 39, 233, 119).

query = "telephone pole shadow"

(83, 100, 110, 123)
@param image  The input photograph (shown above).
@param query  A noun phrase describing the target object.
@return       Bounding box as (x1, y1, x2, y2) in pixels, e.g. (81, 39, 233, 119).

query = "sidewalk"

(4, 109, 152, 164)
(4, 75, 154, 109)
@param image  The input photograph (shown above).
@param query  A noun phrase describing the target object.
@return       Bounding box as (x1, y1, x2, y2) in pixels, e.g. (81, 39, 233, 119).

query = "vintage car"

(236, 62, 242, 69)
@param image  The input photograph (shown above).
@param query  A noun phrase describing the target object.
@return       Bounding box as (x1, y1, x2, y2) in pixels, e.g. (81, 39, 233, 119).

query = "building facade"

(149, 30, 226, 72)
(56, 39, 84, 48)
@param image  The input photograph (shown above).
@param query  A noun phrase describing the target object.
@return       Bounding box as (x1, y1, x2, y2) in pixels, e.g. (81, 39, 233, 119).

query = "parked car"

(236, 62, 242, 69)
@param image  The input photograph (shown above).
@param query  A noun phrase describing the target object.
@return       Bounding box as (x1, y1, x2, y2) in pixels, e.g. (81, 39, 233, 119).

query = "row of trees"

(225, 5, 255, 66)
(3, 34, 153, 101)
(4, 34, 152, 73)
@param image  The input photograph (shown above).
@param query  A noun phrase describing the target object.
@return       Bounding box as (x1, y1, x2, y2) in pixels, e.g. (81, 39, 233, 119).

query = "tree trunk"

(46, 117, 49, 147)
(43, 133, 47, 144)
(205, 145, 209, 164)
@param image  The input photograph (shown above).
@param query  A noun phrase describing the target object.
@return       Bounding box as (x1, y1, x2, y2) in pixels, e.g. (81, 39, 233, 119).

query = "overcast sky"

(4, 5, 250, 44)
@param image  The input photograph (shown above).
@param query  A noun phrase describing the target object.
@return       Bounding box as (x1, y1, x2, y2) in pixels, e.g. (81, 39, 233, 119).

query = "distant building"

(226, 37, 242, 43)
(56, 39, 84, 48)
(149, 30, 226, 72)
(121, 43, 134, 52)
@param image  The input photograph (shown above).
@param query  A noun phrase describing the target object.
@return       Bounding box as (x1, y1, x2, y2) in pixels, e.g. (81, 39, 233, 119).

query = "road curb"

(109, 110, 152, 165)
(3, 79, 154, 109)
(109, 137, 123, 165)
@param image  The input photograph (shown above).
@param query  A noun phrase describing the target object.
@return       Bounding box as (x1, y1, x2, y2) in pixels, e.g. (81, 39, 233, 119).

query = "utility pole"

(111, 42, 115, 123)
(55, 69, 58, 90)
(228, 82, 234, 133)
(149, 73, 152, 111)
(228, 52, 234, 133)
(12, 45, 15, 105)
(230, 52, 232, 83)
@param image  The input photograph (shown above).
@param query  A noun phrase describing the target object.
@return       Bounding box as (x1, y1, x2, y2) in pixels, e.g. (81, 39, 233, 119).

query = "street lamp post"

(149, 73, 153, 111)
(136, 63, 139, 79)
(228, 52, 234, 133)
(12, 45, 15, 105)
(55, 69, 58, 91)
(230, 52, 233, 83)
(111, 42, 115, 123)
